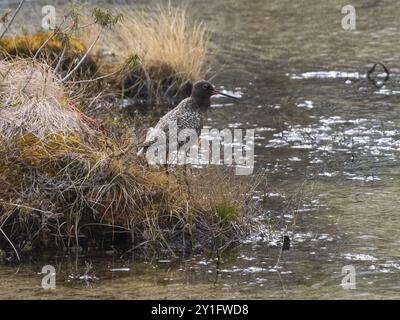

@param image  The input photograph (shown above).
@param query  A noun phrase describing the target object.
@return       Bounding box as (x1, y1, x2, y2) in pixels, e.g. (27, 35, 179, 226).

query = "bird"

(137, 80, 239, 160)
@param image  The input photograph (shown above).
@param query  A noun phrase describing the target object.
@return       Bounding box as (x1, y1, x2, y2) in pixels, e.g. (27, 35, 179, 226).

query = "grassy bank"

(82, 4, 209, 103)
(0, 5, 263, 261)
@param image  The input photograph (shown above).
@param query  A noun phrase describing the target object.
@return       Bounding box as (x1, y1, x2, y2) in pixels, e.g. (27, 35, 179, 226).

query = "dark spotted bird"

(137, 80, 239, 157)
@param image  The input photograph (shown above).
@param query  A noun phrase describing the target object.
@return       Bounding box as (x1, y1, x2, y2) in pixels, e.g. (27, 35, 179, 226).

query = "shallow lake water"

(2, 0, 400, 299)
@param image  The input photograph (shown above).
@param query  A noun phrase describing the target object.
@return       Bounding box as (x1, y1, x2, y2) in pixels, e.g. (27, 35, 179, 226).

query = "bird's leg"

(182, 149, 192, 197)
(163, 163, 169, 176)
(164, 149, 177, 176)
(183, 164, 191, 195)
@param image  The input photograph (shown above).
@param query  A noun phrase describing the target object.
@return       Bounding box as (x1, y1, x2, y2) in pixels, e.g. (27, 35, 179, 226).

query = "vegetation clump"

(0, 59, 95, 140)
(0, 4, 209, 103)
(0, 5, 262, 261)
(0, 59, 260, 260)
(83, 4, 209, 103)
(0, 32, 98, 79)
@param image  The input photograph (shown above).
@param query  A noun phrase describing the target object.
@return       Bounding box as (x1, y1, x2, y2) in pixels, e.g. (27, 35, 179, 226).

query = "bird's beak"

(212, 89, 240, 100)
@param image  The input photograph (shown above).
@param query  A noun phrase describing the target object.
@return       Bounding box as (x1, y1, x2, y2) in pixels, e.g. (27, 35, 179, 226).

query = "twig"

(0, 0, 25, 40)
(21, 17, 72, 92)
(61, 26, 105, 82)
(53, 37, 68, 74)
(0, 200, 55, 215)
(68, 101, 104, 131)
(65, 68, 121, 84)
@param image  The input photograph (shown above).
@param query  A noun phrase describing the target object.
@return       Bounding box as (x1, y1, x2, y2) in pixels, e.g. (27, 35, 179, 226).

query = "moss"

(214, 204, 240, 222)
(0, 32, 85, 56)
(15, 133, 85, 167)
(0, 32, 98, 78)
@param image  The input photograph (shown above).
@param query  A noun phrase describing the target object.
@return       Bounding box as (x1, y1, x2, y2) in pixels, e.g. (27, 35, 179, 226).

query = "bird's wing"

(176, 111, 202, 136)
(140, 98, 202, 148)
(154, 99, 191, 130)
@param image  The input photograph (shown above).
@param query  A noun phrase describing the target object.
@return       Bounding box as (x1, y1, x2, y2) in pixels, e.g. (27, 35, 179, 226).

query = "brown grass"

(0, 59, 261, 260)
(81, 3, 209, 102)
(0, 4, 209, 103)
(0, 59, 96, 140)
(0, 5, 263, 261)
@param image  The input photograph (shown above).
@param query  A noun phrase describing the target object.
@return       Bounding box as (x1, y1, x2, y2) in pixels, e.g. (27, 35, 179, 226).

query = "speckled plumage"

(137, 80, 238, 157)
(137, 81, 212, 156)
(151, 96, 205, 138)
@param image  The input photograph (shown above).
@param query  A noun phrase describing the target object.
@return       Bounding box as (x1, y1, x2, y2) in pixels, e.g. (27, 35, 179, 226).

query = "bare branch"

(0, 0, 25, 40)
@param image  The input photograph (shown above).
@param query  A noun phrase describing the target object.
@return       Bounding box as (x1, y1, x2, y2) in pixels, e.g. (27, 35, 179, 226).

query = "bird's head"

(191, 80, 239, 104)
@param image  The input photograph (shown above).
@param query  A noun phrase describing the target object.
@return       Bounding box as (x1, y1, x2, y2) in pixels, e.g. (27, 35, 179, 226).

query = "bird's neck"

(191, 96, 210, 112)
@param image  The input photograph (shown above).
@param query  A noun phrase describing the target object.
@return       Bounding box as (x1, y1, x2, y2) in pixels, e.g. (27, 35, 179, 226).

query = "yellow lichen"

(0, 32, 86, 57)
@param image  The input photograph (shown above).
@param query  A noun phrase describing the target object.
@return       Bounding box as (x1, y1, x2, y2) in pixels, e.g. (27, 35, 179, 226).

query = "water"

(2, 0, 400, 299)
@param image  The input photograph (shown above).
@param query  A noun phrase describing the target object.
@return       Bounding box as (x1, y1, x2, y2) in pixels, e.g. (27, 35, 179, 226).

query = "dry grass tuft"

(82, 4, 209, 102)
(0, 59, 95, 140)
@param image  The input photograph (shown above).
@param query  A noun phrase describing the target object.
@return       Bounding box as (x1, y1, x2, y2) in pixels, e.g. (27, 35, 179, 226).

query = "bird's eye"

(202, 84, 209, 89)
